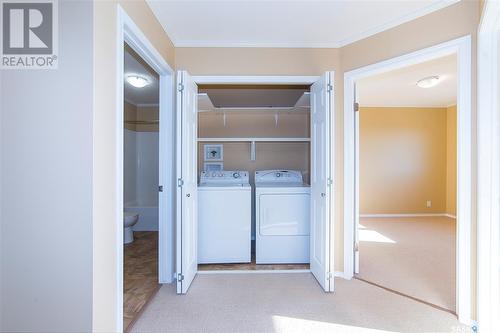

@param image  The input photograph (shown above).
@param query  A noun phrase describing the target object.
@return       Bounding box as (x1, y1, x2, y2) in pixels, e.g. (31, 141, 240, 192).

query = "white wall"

(136, 132, 159, 207)
(124, 129, 159, 230)
(124, 129, 137, 206)
(0, 1, 93, 331)
(124, 130, 159, 207)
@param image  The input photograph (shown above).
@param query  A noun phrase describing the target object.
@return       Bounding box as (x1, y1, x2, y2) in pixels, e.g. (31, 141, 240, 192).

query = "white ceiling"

(124, 49, 159, 105)
(146, 0, 458, 48)
(357, 54, 457, 107)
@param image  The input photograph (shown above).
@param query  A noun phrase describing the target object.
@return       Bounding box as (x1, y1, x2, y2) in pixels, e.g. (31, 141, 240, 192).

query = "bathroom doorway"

(114, 10, 176, 332)
(122, 44, 161, 331)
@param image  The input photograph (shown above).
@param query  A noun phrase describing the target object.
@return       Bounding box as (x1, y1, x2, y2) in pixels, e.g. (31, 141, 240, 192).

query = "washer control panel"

(200, 170, 249, 185)
(255, 170, 303, 184)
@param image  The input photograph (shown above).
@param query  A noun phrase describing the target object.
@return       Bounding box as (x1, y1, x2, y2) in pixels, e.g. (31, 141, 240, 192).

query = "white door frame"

(192, 75, 319, 85)
(477, 2, 500, 331)
(116, 6, 175, 331)
(343, 36, 472, 324)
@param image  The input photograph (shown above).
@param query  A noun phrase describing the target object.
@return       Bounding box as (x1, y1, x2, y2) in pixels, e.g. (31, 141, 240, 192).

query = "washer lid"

(255, 170, 304, 184)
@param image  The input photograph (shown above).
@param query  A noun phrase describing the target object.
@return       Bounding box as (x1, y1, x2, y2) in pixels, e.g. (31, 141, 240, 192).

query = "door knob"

(321, 193, 326, 197)
(186, 193, 191, 197)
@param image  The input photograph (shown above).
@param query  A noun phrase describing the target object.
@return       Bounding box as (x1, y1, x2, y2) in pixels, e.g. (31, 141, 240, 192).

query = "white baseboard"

(334, 271, 347, 279)
(360, 213, 456, 219)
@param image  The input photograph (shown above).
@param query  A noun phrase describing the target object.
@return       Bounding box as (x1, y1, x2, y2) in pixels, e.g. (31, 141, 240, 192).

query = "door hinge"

(177, 178, 184, 187)
(354, 102, 359, 112)
(177, 273, 184, 282)
(354, 242, 359, 252)
(326, 272, 333, 280)
(327, 178, 333, 186)
(158, 185, 163, 192)
(327, 84, 333, 92)
(178, 83, 184, 92)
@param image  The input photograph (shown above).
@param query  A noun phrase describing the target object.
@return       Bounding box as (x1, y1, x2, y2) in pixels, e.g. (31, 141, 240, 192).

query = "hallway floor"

(357, 216, 456, 312)
(123, 231, 159, 331)
(129, 273, 467, 333)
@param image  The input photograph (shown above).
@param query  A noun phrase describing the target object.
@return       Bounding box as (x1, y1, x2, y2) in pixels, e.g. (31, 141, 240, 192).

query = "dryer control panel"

(255, 170, 303, 184)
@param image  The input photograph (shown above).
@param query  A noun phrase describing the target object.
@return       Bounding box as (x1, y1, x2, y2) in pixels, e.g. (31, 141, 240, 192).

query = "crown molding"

(335, 0, 459, 48)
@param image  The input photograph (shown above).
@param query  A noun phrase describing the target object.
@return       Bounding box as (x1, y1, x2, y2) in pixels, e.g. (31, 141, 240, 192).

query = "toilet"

(124, 212, 139, 244)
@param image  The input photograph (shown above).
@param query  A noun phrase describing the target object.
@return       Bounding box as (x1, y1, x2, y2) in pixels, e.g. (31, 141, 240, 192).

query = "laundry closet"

(175, 72, 333, 294)
(196, 85, 312, 269)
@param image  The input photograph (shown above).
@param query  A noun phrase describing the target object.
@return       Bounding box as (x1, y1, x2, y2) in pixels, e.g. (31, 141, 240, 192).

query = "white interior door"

(175, 70, 198, 294)
(310, 71, 334, 292)
(354, 83, 360, 275)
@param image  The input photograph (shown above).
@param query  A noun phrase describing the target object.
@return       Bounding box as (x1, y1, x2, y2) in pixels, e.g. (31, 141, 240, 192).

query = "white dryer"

(198, 170, 251, 264)
(255, 170, 310, 264)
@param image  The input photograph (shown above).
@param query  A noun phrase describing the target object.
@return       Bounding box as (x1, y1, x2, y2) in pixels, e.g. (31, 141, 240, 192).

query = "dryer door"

(260, 193, 310, 236)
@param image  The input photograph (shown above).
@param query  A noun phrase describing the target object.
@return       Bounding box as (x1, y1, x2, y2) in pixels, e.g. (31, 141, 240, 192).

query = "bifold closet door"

(310, 71, 334, 292)
(175, 70, 198, 294)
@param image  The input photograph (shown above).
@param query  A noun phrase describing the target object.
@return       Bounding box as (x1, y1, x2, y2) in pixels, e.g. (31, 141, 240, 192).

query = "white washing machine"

(255, 170, 311, 264)
(198, 170, 251, 263)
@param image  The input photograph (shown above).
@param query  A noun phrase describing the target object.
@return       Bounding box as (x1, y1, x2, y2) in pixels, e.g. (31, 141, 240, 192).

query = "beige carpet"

(358, 216, 456, 312)
(130, 273, 467, 333)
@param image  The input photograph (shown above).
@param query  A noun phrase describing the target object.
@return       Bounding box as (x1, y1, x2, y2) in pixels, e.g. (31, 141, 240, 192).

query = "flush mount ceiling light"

(126, 75, 149, 88)
(416, 75, 440, 88)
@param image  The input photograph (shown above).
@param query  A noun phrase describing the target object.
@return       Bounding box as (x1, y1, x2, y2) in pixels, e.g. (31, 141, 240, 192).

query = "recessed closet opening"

(176, 73, 334, 294)
(196, 85, 312, 271)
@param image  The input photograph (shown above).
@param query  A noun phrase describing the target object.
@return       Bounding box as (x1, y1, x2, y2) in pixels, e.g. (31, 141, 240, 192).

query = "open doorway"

(114, 9, 176, 332)
(175, 74, 334, 294)
(343, 36, 472, 323)
(354, 54, 457, 312)
(122, 44, 160, 330)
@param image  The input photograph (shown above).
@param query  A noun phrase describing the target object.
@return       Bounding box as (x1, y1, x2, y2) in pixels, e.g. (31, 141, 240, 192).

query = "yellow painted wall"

(446, 105, 457, 216)
(359, 107, 449, 214)
(124, 101, 137, 131)
(124, 102, 159, 132)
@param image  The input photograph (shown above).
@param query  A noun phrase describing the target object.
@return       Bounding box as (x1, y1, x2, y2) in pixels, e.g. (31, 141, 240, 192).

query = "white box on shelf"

(204, 162, 224, 171)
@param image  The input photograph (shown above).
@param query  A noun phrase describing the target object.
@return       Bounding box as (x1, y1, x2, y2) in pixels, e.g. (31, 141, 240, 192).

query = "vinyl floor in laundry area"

(198, 255, 310, 271)
(198, 241, 310, 271)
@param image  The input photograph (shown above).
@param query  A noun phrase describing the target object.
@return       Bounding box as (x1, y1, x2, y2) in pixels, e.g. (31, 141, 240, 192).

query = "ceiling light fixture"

(126, 75, 149, 88)
(416, 75, 440, 88)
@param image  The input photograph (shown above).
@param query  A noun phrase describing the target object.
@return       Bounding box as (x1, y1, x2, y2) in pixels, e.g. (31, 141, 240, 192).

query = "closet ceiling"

(357, 54, 457, 108)
(124, 47, 159, 106)
(147, 0, 458, 48)
(199, 87, 309, 108)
